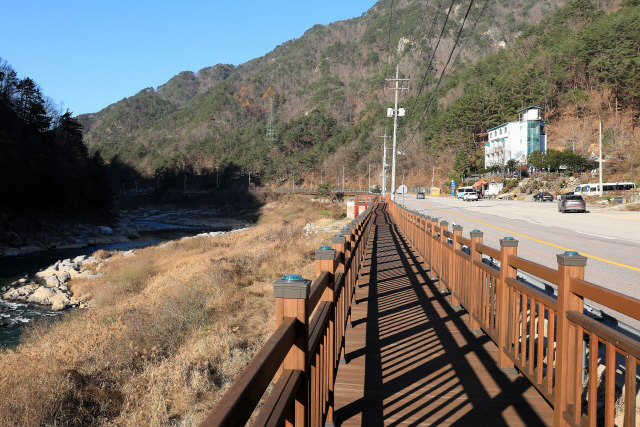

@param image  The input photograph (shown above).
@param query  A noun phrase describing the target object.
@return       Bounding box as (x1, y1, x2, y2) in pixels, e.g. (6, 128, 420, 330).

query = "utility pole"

(599, 120, 603, 197)
(431, 165, 435, 194)
(320, 169, 324, 185)
(380, 129, 391, 198)
(385, 65, 409, 202)
(292, 169, 295, 193)
(342, 166, 346, 192)
(368, 163, 372, 192)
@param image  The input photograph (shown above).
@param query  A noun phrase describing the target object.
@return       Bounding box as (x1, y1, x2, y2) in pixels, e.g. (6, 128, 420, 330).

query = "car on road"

(558, 194, 586, 213)
(497, 192, 516, 200)
(462, 192, 479, 202)
(417, 192, 425, 199)
(533, 192, 554, 202)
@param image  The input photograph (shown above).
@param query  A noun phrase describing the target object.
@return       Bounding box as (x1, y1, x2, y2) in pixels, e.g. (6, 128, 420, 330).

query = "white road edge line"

(576, 231, 616, 240)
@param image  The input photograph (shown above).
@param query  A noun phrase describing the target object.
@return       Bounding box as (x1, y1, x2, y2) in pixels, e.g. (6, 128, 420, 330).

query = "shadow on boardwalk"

(334, 203, 552, 426)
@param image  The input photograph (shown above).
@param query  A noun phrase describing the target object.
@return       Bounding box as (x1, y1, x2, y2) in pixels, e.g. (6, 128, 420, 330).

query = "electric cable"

(399, 0, 489, 153)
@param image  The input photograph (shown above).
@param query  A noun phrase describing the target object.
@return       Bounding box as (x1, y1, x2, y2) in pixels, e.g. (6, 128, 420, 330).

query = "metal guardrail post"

(498, 238, 518, 373)
(554, 251, 587, 426)
(273, 274, 311, 426)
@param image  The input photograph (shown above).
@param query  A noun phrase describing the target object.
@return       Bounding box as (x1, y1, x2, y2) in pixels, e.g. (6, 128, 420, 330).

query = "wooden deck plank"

(334, 203, 554, 426)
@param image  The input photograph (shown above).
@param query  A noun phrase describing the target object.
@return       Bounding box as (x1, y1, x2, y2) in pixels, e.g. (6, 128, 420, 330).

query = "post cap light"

(273, 274, 311, 299)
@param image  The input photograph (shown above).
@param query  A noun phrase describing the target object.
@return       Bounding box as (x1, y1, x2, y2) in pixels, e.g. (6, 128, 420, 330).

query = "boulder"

(26, 287, 56, 305)
(26, 287, 70, 311)
(56, 271, 71, 283)
(36, 267, 58, 278)
(98, 226, 113, 235)
(7, 231, 22, 247)
(45, 276, 60, 287)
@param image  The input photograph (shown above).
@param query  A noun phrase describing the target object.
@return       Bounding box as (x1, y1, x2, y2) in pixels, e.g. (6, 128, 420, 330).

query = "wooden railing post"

(429, 217, 439, 281)
(451, 225, 463, 308)
(331, 234, 347, 365)
(438, 220, 448, 292)
(341, 226, 355, 329)
(273, 274, 312, 427)
(468, 230, 483, 332)
(554, 251, 587, 426)
(423, 215, 431, 268)
(315, 246, 339, 425)
(498, 237, 518, 372)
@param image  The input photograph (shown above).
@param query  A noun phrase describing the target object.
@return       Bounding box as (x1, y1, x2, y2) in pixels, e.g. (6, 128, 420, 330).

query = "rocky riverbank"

(0, 254, 109, 312)
(0, 207, 245, 257)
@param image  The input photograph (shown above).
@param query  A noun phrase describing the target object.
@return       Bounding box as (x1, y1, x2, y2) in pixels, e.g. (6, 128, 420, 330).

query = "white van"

(456, 186, 475, 199)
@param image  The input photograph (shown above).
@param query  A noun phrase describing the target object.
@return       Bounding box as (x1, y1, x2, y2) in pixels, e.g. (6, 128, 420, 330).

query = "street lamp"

(368, 163, 373, 192)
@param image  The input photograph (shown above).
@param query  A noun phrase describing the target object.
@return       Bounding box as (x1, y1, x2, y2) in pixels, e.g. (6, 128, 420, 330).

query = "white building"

(485, 106, 547, 167)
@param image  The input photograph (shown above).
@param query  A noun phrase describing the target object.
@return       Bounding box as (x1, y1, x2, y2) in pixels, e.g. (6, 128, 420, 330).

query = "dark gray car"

(558, 194, 586, 213)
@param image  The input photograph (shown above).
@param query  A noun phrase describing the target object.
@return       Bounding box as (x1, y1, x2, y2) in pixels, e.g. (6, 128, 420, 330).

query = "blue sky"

(1, 1, 376, 115)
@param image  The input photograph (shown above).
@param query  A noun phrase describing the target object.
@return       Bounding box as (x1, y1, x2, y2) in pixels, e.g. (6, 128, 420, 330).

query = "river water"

(0, 223, 233, 349)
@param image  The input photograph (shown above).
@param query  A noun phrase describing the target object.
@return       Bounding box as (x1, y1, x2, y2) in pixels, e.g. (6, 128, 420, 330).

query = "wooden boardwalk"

(334, 203, 554, 426)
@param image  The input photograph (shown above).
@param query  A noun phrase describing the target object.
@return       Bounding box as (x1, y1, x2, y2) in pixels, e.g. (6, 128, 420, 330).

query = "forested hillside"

(78, 0, 570, 186)
(0, 60, 113, 224)
(414, 0, 640, 178)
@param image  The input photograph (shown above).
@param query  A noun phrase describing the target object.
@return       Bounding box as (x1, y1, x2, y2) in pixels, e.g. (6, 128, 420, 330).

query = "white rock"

(45, 276, 60, 287)
(26, 287, 57, 305)
(56, 271, 71, 283)
(73, 255, 87, 264)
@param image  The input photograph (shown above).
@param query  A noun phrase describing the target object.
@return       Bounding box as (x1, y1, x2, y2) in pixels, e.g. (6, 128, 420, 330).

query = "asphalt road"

(398, 193, 640, 327)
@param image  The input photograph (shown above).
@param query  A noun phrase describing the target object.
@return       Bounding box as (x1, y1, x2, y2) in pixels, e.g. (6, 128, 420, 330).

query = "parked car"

(463, 192, 479, 202)
(558, 194, 586, 213)
(417, 192, 425, 199)
(533, 192, 554, 202)
(497, 192, 516, 200)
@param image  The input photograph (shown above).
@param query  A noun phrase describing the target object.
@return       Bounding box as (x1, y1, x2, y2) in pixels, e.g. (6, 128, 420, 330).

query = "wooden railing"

(202, 197, 378, 426)
(389, 202, 640, 427)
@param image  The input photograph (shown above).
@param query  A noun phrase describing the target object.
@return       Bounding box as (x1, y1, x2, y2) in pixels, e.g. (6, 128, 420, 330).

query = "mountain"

(78, 0, 578, 186)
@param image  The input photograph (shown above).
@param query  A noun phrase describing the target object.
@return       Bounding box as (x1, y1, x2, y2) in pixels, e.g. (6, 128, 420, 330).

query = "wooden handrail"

(253, 369, 303, 427)
(201, 317, 296, 427)
(504, 277, 558, 310)
(308, 271, 329, 313)
(570, 277, 640, 319)
(567, 311, 640, 360)
(475, 243, 500, 259)
(508, 255, 559, 286)
(387, 200, 640, 426)
(202, 198, 378, 426)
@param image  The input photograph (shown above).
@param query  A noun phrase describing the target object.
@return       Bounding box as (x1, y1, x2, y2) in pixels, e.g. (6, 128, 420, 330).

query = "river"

(0, 222, 236, 349)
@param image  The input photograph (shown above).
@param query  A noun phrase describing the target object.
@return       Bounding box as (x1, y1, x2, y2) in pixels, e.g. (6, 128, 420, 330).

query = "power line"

(399, 0, 489, 154)
(405, 0, 457, 121)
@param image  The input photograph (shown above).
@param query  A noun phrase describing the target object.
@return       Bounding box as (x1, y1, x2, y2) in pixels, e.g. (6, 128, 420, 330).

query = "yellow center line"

(416, 200, 640, 272)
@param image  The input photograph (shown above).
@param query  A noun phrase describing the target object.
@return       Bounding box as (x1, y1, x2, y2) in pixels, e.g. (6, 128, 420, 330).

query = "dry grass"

(0, 195, 347, 426)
